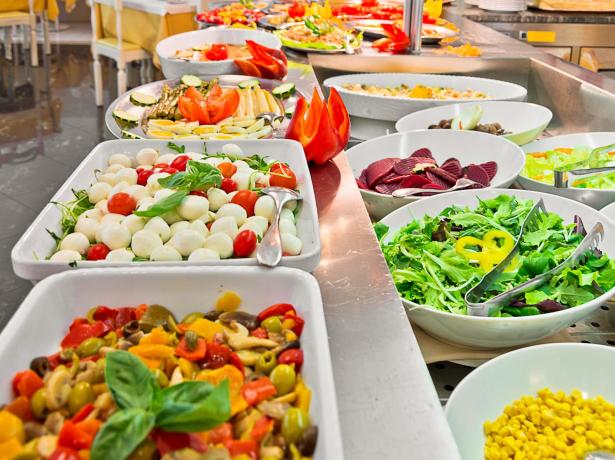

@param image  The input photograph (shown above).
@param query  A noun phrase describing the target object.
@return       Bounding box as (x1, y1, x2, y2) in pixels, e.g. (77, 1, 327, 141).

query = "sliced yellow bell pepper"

(129, 344, 175, 369)
(0, 437, 23, 459)
(295, 377, 312, 414)
(0, 411, 25, 444)
(197, 365, 246, 415)
(139, 326, 172, 345)
(455, 230, 515, 272)
(188, 318, 224, 341)
(215, 291, 242, 312)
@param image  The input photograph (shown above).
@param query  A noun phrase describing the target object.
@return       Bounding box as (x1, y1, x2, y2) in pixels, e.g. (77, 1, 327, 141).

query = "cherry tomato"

(137, 169, 154, 186)
(153, 163, 169, 169)
(217, 162, 237, 178)
(205, 43, 229, 61)
(159, 167, 179, 175)
(107, 192, 137, 216)
(170, 155, 190, 172)
(190, 190, 207, 197)
(288, 1, 305, 17)
(87, 243, 110, 261)
(231, 190, 258, 216)
(221, 178, 237, 193)
(233, 229, 257, 257)
(269, 163, 297, 189)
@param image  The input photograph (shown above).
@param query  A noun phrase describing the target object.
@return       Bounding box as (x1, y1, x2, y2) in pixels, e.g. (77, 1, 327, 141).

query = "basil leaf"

(90, 407, 155, 460)
(167, 142, 185, 154)
(158, 172, 191, 189)
(155, 380, 231, 432)
(186, 160, 218, 175)
(104, 350, 159, 410)
(134, 191, 188, 218)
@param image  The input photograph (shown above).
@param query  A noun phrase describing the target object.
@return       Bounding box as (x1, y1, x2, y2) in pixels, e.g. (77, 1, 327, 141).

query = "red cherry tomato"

(159, 167, 179, 175)
(217, 162, 237, 178)
(153, 163, 169, 169)
(87, 243, 110, 261)
(190, 190, 207, 197)
(205, 43, 229, 61)
(221, 178, 237, 193)
(170, 155, 190, 172)
(233, 230, 257, 257)
(107, 192, 137, 216)
(269, 163, 297, 189)
(231, 190, 258, 216)
(137, 169, 154, 186)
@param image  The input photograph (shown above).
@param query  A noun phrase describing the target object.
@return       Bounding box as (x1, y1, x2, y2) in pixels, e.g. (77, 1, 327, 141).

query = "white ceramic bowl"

(347, 130, 526, 221)
(323, 73, 528, 122)
(446, 343, 615, 459)
(157, 28, 281, 79)
(379, 188, 615, 349)
(602, 201, 615, 222)
(519, 132, 615, 210)
(0, 266, 343, 459)
(395, 101, 552, 146)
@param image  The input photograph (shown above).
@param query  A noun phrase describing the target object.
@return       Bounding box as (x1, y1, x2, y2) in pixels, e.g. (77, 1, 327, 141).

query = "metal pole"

(403, 0, 424, 55)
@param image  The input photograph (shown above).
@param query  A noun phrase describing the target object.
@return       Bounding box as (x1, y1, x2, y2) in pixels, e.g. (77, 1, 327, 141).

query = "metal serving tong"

(554, 142, 615, 188)
(465, 198, 605, 317)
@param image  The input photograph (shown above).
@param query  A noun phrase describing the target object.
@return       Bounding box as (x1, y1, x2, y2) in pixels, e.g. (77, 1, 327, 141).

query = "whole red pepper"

(257, 303, 296, 322)
(235, 40, 288, 80)
(372, 24, 410, 53)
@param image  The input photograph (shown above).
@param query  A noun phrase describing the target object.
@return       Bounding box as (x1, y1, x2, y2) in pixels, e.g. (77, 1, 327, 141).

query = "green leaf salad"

(376, 195, 615, 317)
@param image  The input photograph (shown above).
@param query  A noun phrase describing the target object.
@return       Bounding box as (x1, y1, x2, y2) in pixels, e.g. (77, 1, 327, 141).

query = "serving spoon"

(584, 452, 615, 460)
(256, 187, 303, 267)
(392, 177, 480, 198)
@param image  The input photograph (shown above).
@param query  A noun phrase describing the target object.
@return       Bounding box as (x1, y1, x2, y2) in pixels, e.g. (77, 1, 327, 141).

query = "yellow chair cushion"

(96, 37, 143, 51)
(0, 11, 30, 20)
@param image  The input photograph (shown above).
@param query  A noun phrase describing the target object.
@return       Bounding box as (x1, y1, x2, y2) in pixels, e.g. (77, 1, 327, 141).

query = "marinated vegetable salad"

(47, 142, 302, 263)
(1, 298, 317, 459)
(341, 83, 489, 100)
(376, 195, 615, 316)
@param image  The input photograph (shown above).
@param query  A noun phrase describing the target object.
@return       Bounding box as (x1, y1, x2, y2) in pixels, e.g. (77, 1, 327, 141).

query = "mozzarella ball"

(137, 197, 155, 211)
(144, 216, 171, 242)
(207, 188, 228, 211)
(146, 172, 170, 194)
(122, 214, 146, 234)
(178, 195, 209, 221)
(204, 233, 233, 259)
(284, 200, 298, 211)
(281, 233, 302, 256)
(115, 168, 138, 186)
(162, 210, 183, 225)
(279, 219, 297, 236)
(136, 148, 158, 166)
(126, 184, 149, 202)
(131, 229, 163, 258)
(108, 182, 128, 198)
(203, 157, 223, 167)
(210, 216, 238, 239)
(254, 172, 269, 188)
(169, 229, 205, 257)
(246, 216, 268, 234)
(50, 250, 81, 263)
(139, 165, 153, 171)
(75, 216, 99, 243)
(97, 173, 116, 186)
(280, 208, 295, 223)
(254, 196, 275, 223)
(106, 248, 135, 262)
(239, 222, 263, 238)
(60, 232, 90, 255)
(196, 211, 216, 224)
(150, 245, 182, 262)
(170, 221, 190, 237)
(154, 188, 176, 202)
(222, 143, 243, 157)
(108, 153, 132, 168)
(186, 151, 202, 160)
(95, 200, 108, 214)
(231, 172, 251, 191)
(188, 248, 220, 261)
(88, 182, 112, 204)
(233, 160, 251, 171)
(106, 164, 124, 174)
(216, 203, 247, 226)
(189, 220, 209, 238)
(101, 223, 131, 250)
(157, 153, 176, 165)
(82, 209, 104, 221)
(101, 213, 125, 226)
(227, 191, 237, 201)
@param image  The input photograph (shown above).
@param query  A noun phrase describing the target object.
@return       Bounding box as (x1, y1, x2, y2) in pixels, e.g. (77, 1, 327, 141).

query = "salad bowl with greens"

(377, 189, 615, 349)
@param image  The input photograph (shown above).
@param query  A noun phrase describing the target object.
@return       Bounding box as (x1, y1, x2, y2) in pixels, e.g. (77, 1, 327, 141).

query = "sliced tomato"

(178, 96, 195, 121)
(207, 88, 240, 124)
(190, 101, 212, 125)
(184, 86, 205, 102)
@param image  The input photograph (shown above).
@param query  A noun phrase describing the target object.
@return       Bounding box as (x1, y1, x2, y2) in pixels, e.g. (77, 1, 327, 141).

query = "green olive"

(12, 453, 39, 460)
(77, 337, 105, 358)
(153, 369, 169, 388)
(59, 348, 76, 361)
(68, 381, 95, 415)
(255, 351, 277, 375)
(261, 316, 282, 333)
(270, 364, 296, 395)
(139, 304, 176, 332)
(94, 358, 107, 383)
(281, 407, 310, 444)
(181, 312, 204, 325)
(104, 331, 117, 347)
(30, 388, 47, 419)
(127, 439, 157, 460)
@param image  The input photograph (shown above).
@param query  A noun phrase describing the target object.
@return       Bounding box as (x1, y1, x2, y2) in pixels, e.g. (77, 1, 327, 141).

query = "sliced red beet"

(375, 183, 402, 195)
(426, 171, 453, 189)
(429, 167, 458, 185)
(440, 158, 463, 179)
(478, 161, 498, 180)
(359, 168, 368, 184)
(382, 174, 407, 184)
(410, 148, 433, 159)
(394, 157, 436, 175)
(466, 164, 491, 187)
(399, 175, 431, 188)
(356, 178, 368, 189)
(422, 182, 446, 190)
(365, 158, 399, 188)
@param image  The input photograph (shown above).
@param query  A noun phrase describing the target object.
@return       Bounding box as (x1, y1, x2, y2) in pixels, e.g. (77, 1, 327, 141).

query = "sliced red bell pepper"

(241, 377, 277, 406)
(48, 352, 62, 369)
(13, 370, 44, 399)
(5, 396, 34, 422)
(226, 439, 258, 459)
(135, 304, 148, 320)
(175, 334, 207, 362)
(250, 327, 268, 339)
(58, 421, 94, 450)
(250, 416, 274, 443)
(235, 41, 288, 80)
(235, 59, 262, 78)
(204, 422, 232, 444)
(71, 403, 95, 423)
(48, 447, 81, 460)
(229, 351, 245, 375)
(372, 24, 410, 53)
(328, 87, 350, 148)
(283, 313, 305, 337)
(257, 303, 296, 322)
(151, 429, 208, 455)
(278, 349, 304, 370)
(61, 320, 111, 349)
(204, 342, 232, 369)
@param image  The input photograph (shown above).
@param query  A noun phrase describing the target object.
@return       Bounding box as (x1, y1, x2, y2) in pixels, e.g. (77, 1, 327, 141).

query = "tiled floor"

(0, 42, 162, 328)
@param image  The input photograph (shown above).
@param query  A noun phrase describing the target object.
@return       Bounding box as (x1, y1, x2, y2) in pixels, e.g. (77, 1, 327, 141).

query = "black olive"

(203, 310, 223, 321)
(218, 311, 259, 331)
(30, 356, 50, 377)
(297, 426, 318, 456)
(277, 340, 301, 355)
(123, 320, 140, 336)
(138, 304, 176, 332)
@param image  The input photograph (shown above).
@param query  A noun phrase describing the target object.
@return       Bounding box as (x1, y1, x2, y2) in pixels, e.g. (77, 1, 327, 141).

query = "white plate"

(519, 132, 615, 210)
(347, 130, 525, 220)
(395, 101, 552, 146)
(0, 266, 343, 460)
(379, 188, 615, 349)
(602, 201, 615, 221)
(445, 343, 615, 459)
(11, 139, 321, 281)
(323, 73, 527, 122)
(156, 28, 282, 80)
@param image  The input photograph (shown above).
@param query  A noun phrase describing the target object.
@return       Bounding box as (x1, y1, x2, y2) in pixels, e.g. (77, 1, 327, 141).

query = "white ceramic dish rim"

(380, 188, 615, 322)
(351, 130, 525, 201)
(11, 139, 321, 277)
(324, 73, 528, 104)
(520, 131, 615, 195)
(601, 201, 615, 219)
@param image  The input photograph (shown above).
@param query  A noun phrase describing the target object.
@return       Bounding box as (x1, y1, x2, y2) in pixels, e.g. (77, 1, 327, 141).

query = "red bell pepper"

(13, 370, 44, 399)
(283, 313, 305, 337)
(257, 303, 296, 322)
(229, 351, 245, 375)
(58, 420, 97, 450)
(241, 377, 277, 406)
(250, 327, 268, 339)
(151, 429, 208, 455)
(234, 40, 288, 80)
(226, 439, 258, 459)
(205, 422, 233, 444)
(48, 447, 81, 460)
(372, 24, 410, 54)
(250, 416, 274, 442)
(278, 349, 304, 370)
(175, 334, 207, 362)
(92, 306, 135, 331)
(71, 403, 95, 423)
(60, 320, 111, 349)
(135, 304, 148, 320)
(203, 342, 232, 369)
(5, 396, 34, 421)
(48, 352, 62, 369)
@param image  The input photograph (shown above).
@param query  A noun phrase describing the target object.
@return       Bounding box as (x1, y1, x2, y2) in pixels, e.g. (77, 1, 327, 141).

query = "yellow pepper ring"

(455, 230, 515, 272)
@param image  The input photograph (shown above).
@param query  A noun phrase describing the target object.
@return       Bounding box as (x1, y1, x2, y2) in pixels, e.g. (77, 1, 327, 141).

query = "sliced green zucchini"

(238, 79, 260, 89)
(285, 107, 295, 118)
(121, 130, 143, 140)
(181, 75, 203, 87)
(272, 82, 296, 99)
(112, 110, 139, 129)
(129, 92, 158, 107)
(192, 45, 209, 51)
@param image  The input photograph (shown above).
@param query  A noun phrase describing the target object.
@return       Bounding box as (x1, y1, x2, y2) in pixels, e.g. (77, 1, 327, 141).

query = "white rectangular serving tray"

(0, 266, 343, 459)
(12, 139, 321, 281)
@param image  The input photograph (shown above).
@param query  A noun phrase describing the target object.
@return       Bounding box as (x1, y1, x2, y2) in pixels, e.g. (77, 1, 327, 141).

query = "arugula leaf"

(91, 408, 155, 460)
(167, 142, 185, 154)
(104, 351, 159, 410)
(134, 191, 188, 218)
(373, 222, 389, 242)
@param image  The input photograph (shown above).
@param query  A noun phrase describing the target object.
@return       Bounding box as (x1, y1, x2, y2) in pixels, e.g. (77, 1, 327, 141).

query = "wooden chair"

(90, 0, 150, 106)
(0, 0, 38, 66)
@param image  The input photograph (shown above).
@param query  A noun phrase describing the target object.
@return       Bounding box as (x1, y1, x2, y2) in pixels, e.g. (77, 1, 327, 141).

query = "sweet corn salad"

(341, 83, 489, 100)
(484, 388, 615, 460)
